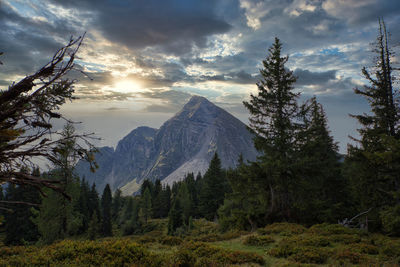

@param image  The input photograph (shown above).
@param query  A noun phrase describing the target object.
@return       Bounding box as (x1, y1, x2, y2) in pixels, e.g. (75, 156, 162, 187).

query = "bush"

(261, 222, 306, 236)
(159, 235, 183, 246)
(379, 239, 400, 258)
(243, 235, 274, 246)
(0, 239, 165, 266)
(348, 243, 379, 255)
(288, 246, 329, 264)
(285, 234, 330, 247)
(328, 234, 361, 244)
(380, 205, 400, 236)
(174, 241, 265, 266)
(308, 223, 358, 236)
(333, 249, 364, 264)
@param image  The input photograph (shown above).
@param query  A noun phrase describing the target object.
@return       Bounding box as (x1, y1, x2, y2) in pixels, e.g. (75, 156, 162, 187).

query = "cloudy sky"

(1, 0, 399, 152)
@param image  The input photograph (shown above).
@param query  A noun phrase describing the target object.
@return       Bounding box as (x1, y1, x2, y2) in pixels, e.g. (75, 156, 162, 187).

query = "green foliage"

(101, 184, 112, 237)
(243, 235, 275, 246)
(199, 153, 229, 220)
(120, 197, 141, 235)
(380, 204, 400, 236)
(168, 197, 183, 235)
(111, 188, 122, 223)
(141, 187, 152, 224)
(219, 159, 269, 231)
(159, 235, 183, 246)
(173, 241, 265, 266)
(260, 222, 306, 236)
(0, 239, 164, 266)
(87, 212, 100, 240)
(346, 19, 400, 232)
(3, 180, 40, 245)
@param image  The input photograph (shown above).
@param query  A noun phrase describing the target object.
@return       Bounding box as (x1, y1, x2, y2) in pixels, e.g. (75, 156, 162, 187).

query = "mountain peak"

(184, 95, 214, 110)
(188, 95, 209, 103)
(76, 95, 258, 194)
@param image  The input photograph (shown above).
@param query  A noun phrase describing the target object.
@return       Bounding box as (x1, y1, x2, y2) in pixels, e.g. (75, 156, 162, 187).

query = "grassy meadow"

(1, 219, 400, 266)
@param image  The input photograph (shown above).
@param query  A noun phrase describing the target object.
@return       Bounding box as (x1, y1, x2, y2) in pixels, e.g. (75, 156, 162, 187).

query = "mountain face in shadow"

(76, 96, 258, 195)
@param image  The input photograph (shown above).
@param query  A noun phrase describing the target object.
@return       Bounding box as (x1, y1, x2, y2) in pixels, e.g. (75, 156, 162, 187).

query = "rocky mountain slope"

(76, 96, 258, 195)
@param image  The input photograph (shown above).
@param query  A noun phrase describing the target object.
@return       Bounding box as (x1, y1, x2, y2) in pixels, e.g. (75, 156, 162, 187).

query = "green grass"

(1, 219, 400, 266)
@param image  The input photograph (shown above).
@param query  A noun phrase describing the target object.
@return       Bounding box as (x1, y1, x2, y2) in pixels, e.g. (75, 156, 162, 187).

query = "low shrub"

(174, 241, 265, 266)
(190, 233, 221, 242)
(243, 235, 274, 246)
(0, 240, 165, 266)
(348, 243, 379, 255)
(308, 223, 358, 236)
(379, 239, 400, 258)
(285, 234, 331, 247)
(333, 249, 364, 264)
(328, 234, 361, 244)
(261, 222, 306, 236)
(159, 235, 183, 246)
(189, 231, 243, 243)
(288, 246, 329, 264)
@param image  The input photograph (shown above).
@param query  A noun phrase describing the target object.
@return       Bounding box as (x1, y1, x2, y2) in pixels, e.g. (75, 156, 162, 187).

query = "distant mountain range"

(76, 96, 258, 195)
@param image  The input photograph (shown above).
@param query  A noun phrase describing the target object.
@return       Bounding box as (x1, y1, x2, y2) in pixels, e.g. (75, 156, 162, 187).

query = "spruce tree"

(219, 157, 268, 231)
(34, 124, 84, 244)
(160, 185, 172, 218)
(199, 153, 227, 220)
(168, 198, 183, 235)
(294, 97, 349, 224)
(152, 180, 163, 218)
(243, 37, 298, 221)
(112, 188, 123, 223)
(101, 184, 112, 236)
(141, 187, 152, 224)
(4, 182, 40, 245)
(87, 212, 100, 240)
(346, 19, 400, 232)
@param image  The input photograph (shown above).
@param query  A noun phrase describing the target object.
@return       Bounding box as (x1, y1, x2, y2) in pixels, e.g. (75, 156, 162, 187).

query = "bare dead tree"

(0, 35, 98, 203)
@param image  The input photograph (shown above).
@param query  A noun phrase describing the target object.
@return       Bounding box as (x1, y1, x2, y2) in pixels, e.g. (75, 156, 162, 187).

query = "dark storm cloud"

(294, 68, 337, 86)
(0, 2, 82, 87)
(50, 0, 231, 55)
(321, 0, 400, 26)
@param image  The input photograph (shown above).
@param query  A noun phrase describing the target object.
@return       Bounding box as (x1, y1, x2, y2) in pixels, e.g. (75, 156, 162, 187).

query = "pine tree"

(160, 185, 172, 218)
(177, 182, 192, 225)
(168, 198, 183, 235)
(34, 124, 84, 244)
(152, 180, 163, 218)
(347, 19, 400, 232)
(88, 184, 100, 217)
(294, 97, 349, 224)
(4, 181, 40, 245)
(243, 37, 299, 221)
(141, 187, 152, 224)
(101, 184, 112, 236)
(87, 212, 100, 240)
(112, 188, 123, 223)
(219, 157, 269, 231)
(121, 197, 141, 235)
(199, 153, 228, 220)
(77, 178, 90, 233)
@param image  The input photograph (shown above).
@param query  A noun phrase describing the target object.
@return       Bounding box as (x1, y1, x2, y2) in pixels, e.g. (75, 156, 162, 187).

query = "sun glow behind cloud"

(106, 80, 144, 94)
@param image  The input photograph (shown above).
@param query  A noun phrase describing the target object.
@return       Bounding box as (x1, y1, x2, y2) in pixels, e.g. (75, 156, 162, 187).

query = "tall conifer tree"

(101, 184, 112, 236)
(243, 37, 298, 221)
(346, 19, 400, 232)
